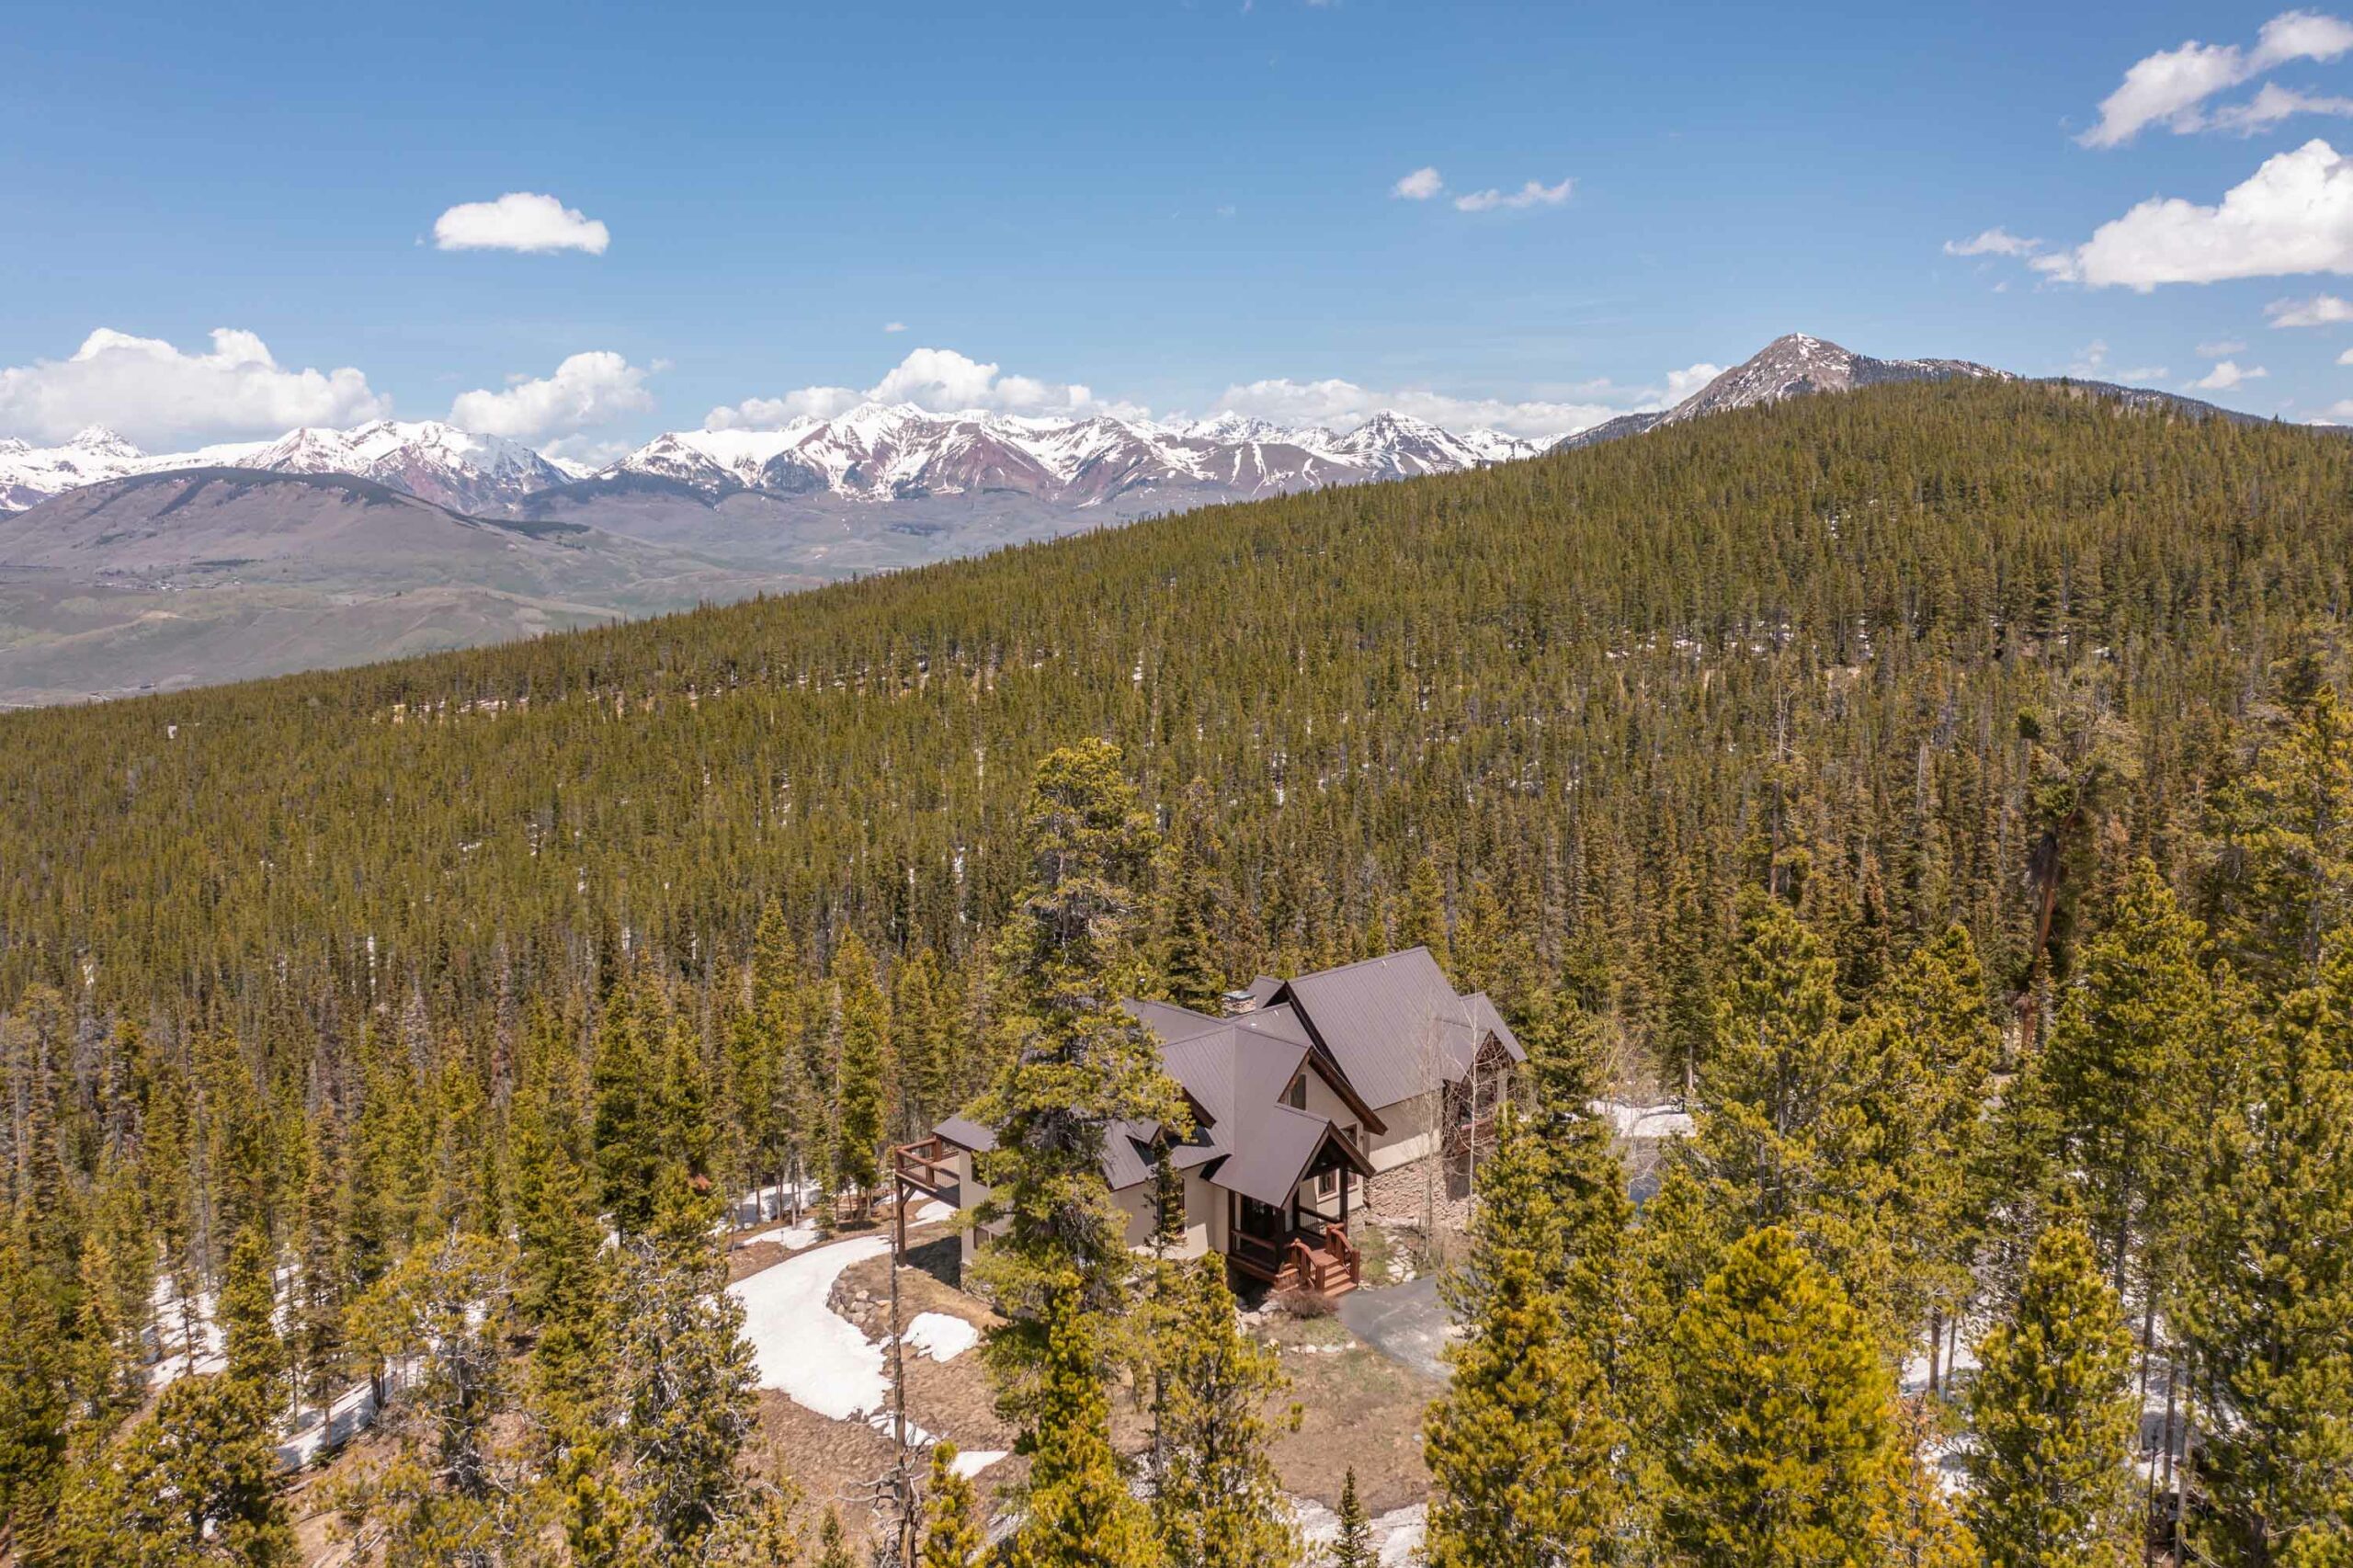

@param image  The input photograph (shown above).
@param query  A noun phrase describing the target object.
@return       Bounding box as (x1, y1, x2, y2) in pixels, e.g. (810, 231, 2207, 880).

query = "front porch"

(1223, 1130, 1374, 1290)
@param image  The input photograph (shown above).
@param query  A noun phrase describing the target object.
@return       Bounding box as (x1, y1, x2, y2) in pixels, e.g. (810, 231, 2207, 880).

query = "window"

(1284, 1072, 1307, 1109)
(1317, 1167, 1339, 1199)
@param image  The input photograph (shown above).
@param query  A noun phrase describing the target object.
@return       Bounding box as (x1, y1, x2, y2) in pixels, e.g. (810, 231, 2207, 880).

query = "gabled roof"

(1272, 946, 1526, 1109)
(938, 949, 1522, 1208)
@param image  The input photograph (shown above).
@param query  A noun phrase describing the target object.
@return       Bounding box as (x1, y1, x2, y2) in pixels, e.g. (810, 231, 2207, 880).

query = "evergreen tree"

(293, 1107, 347, 1431)
(593, 978, 668, 1238)
(920, 1441, 986, 1568)
(1157, 777, 1231, 1013)
(2038, 859, 2216, 1290)
(1006, 1276, 1163, 1568)
(220, 1220, 286, 1409)
(1401, 856, 1451, 970)
(1658, 1225, 1900, 1568)
(1965, 1220, 2139, 1568)
(1424, 1105, 1623, 1568)
(815, 1505, 855, 1568)
(2173, 944, 2353, 1568)
(1330, 1467, 1373, 1568)
(54, 1374, 295, 1567)
(342, 1232, 524, 1556)
(588, 1174, 764, 1558)
(1689, 891, 1900, 1337)
(0, 1225, 66, 1545)
(829, 929, 890, 1205)
(1150, 1258, 1300, 1568)
(971, 741, 1185, 1415)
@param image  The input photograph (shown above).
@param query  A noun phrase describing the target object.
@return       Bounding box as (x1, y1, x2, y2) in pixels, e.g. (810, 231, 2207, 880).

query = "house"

(893, 946, 1523, 1296)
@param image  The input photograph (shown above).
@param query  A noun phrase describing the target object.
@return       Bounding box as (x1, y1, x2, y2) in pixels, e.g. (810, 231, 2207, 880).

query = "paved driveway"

(1338, 1276, 1455, 1381)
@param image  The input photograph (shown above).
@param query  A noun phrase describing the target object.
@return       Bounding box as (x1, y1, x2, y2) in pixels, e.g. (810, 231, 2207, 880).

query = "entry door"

(1238, 1196, 1285, 1242)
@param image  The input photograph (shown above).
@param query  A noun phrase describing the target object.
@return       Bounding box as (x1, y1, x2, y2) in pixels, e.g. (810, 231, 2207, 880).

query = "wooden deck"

(1230, 1223, 1363, 1295)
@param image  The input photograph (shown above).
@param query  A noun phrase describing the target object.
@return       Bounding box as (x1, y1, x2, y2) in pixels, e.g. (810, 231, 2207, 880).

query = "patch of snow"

(914, 1199, 956, 1225)
(1590, 1099, 1695, 1141)
(904, 1312, 980, 1362)
(950, 1449, 1007, 1479)
(728, 1235, 892, 1420)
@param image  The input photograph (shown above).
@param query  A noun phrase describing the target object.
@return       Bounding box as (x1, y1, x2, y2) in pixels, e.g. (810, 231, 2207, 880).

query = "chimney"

(1221, 988, 1258, 1017)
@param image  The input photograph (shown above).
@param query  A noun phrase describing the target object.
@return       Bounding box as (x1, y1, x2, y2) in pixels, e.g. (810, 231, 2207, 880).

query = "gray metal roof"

(1275, 947, 1527, 1109)
(936, 949, 1520, 1205)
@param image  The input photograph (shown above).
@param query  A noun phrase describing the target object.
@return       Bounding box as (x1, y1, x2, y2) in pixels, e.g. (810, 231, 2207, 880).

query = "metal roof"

(1274, 946, 1526, 1109)
(935, 948, 1520, 1205)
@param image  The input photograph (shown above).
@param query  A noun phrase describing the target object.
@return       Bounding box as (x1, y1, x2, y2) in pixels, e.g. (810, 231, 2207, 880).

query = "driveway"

(1338, 1276, 1455, 1381)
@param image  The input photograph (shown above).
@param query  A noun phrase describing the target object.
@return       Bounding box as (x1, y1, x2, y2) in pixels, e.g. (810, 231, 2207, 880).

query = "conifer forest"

(2, 379, 2350, 1564)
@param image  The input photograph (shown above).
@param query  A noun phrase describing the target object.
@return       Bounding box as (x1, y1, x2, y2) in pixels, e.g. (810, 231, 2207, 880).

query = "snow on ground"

(904, 1312, 979, 1362)
(278, 1378, 387, 1470)
(729, 1220, 824, 1254)
(914, 1199, 956, 1224)
(1591, 1100, 1695, 1141)
(1291, 1496, 1426, 1567)
(950, 1449, 1007, 1478)
(729, 1235, 892, 1419)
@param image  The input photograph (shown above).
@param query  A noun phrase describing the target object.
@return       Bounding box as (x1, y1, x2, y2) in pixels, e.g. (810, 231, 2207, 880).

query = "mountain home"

(896, 947, 1522, 1296)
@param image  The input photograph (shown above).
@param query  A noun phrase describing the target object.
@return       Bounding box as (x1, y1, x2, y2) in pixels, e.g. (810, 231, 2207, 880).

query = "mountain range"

(0, 334, 2260, 705)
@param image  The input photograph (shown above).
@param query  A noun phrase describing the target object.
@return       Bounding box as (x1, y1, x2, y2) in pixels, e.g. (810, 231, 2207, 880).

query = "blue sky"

(10, 1, 2353, 455)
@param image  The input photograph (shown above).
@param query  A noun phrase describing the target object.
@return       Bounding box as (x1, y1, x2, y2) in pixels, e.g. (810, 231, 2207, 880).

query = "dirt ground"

(1258, 1305, 1441, 1516)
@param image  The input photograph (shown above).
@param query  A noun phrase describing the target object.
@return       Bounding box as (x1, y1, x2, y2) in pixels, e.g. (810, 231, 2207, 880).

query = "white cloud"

(2080, 10, 2353, 148)
(1392, 166, 1444, 200)
(449, 351, 654, 438)
(2209, 80, 2353, 133)
(1943, 227, 2043, 257)
(2267, 290, 2353, 324)
(2063, 340, 2167, 381)
(704, 347, 1144, 430)
(1665, 362, 1725, 402)
(0, 327, 388, 447)
(883, 321, 907, 333)
(432, 192, 610, 255)
(2189, 360, 2269, 390)
(2198, 337, 2250, 355)
(2036, 139, 2353, 289)
(1453, 176, 1574, 213)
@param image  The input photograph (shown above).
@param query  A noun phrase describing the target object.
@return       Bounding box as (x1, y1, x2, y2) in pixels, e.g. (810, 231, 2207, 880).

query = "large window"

(1284, 1071, 1307, 1109)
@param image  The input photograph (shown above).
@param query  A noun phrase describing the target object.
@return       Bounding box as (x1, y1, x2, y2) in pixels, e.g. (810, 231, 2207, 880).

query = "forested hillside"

(3, 378, 2351, 1563)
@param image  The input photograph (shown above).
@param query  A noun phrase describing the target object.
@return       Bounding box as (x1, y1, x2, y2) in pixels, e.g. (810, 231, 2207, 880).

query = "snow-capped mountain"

(0, 426, 196, 511)
(0, 420, 566, 515)
(234, 420, 572, 515)
(585, 403, 1541, 510)
(1657, 333, 2007, 426)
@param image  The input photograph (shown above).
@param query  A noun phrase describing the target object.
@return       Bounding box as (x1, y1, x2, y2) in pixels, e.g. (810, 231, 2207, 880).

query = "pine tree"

(1150, 1258, 1300, 1568)
(54, 1373, 295, 1567)
(893, 945, 953, 1138)
(971, 741, 1185, 1416)
(1424, 1105, 1623, 1568)
(920, 1441, 986, 1568)
(293, 1106, 347, 1431)
(593, 977, 668, 1238)
(587, 1173, 764, 1558)
(2038, 859, 2215, 1291)
(829, 929, 890, 1206)
(815, 1505, 855, 1568)
(1689, 891, 1900, 1337)
(1157, 777, 1231, 1013)
(343, 1232, 522, 1551)
(0, 1225, 66, 1543)
(1964, 1220, 2138, 1568)
(1006, 1275, 1163, 1568)
(1330, 1467, 1373, 1568)
(1401, 856, 1450, 970)
(1658, 1225, 1900, 1568)
(221, 1220, 286, 1410)
(2173, 944, 2353, 1568)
